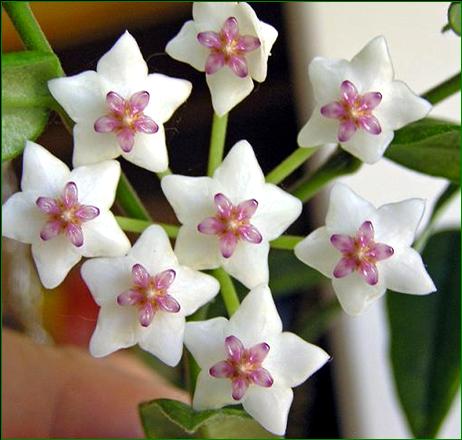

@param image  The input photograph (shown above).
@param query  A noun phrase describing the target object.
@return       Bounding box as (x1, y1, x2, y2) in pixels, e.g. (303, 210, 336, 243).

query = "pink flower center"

(94, 91, 159, 153)
(330, 220, 394, 285)
(197, 193, 262, 258)
(320, 80, 382, 142)
(117, 264, 180, 327)
(197, 16, 261, 78)
(209, 335, 273, 400)
(36, 181, 99, 247)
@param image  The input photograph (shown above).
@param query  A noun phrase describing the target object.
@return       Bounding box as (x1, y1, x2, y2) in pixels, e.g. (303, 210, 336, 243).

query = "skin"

(2, 329, 189, 438)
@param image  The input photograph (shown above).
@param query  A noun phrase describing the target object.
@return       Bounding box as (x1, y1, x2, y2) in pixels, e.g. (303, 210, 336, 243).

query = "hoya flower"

(184, 284, 329, 435)
(48, 31, 192, 172)
(294, 183, 436, 315)
(165, 2, 278, 116)
(81, 225, 219, 366)
(161, 140, 302, 288)
(297, 36, 431, 164)
(2, 141, 130, 289)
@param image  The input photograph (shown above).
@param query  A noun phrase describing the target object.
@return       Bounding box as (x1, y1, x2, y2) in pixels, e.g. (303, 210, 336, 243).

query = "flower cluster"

(2, 2, 439, 436)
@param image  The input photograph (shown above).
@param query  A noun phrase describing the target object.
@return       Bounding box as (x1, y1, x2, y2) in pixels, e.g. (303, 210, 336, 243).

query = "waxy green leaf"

(387, 230, 461, 437)
(139, 399, 278, 438)
(448, 2, 461, 36)
(2, 50, 61, 161)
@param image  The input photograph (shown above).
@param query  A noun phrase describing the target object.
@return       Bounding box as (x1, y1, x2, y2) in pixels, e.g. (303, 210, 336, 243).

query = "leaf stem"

(422, 72, 461, 106)
(207, 112, 229, 176)
(211, 268, 240, 317)
(414, 183, 460, 253)
(4, 2, 64, 74)
(291, 148, 362, 202)
(265, 147, 318, 185)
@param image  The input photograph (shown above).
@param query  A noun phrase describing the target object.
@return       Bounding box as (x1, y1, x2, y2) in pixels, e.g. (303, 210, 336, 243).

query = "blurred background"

(2, 2, 460, 438)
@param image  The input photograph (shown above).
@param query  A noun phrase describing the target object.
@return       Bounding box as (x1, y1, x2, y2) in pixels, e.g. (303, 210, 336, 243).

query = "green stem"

(265, 147, 318, 185)
(116, 174, 152, 221)
(211, 268, 240, 316)
(4, 2, 64, 73)
(115, 216, 178, 238)
(422, 72, 460, 106)
(414, 183, 460, 253)
(291, 148, 361, 203)
(270, 234, 303, 250)
(157, 168, 172, 179)
(207, 112, 229, 176)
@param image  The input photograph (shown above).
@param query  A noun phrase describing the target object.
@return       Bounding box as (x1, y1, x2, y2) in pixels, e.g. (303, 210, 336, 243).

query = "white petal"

(206, 69, 254, 116)
(192, 371, 235, 410)
(294, 227, 338, 279)
(144, 74, 192, 123)
(254, 183, 302, 240)
(31, 235, 81, 289)
(377, 80, 431, 130)
(308, 57, 353, 103)
(161, 175, 214, 225)
(138, 313, 185, 367)
(243, 385, 293, 436)
(248, 20, 278, 83)
(222, 240, 269, 289)
(297, 107, 339, 148)
(81, 256, 132, 306)
(193, 2, 238, 30)
(129, 225, 177, 272)
(184, 317, 228, 368)
(165, 20, 208, 72)
(374, 198, 425, 248)
(227, 284, 282, 347)
(48, 71, 105, 122)
(332, 273, 386, 316)
(96, 31, 148, 91)
(72, 122, 121, 167)
(2, 192, 45, 244)
(121, 125, 168, 173)
(80, 211, 131, 258)
(89, 304, 138, 357)
(171, 267, 220, 316)
(325, 183, 376, 235)
(341, 128, 395, 164)
(69, 160, 120, 210)
(213, 140, 265, 200)
(174, 226, 221, 270)
(21, 141, 70, 196)
(265, 332, 329, 388)
(350, 36, 394, 90)
(381, 247, 436, 294)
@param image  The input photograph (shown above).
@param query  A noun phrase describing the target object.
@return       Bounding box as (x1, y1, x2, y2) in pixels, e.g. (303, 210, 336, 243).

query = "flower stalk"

(207, 112, 229, 176)
(422, 72, 461, 105)
(211, 268, 240, 316)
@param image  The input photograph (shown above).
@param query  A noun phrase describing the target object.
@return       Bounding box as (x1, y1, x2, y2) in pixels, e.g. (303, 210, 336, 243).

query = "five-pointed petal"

(294, 183, 436, 315)
(81, 225, 220, 366)
(184, 284, 329, 435)
(165, 2, 278, 116)
(297, 36, 431, 164)
(2, 141, 130, 289)
(161, 140, 302, 288)
(48, 31, 192, 172)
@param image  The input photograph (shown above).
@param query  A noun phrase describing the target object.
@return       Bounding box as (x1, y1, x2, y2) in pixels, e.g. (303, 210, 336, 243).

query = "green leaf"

(139, 399, 278, 438)
(387, 230, 461, 437)
(385, 118, 460, 182)
(448, 2, 461, 36)
(2, 51, 61, 161)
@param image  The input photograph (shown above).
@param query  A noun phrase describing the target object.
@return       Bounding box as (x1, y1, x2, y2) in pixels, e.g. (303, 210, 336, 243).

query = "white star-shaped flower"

(184, 284, 329, 435)
(165, 2, 278, 116)
(81, 225, 219, 366)
(48, 31, 192, 172)
(294, 183, 436, 315)
(161, 140, 302, 289)
(2, 141, 130, 289)
(297, 36, 431, 164)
